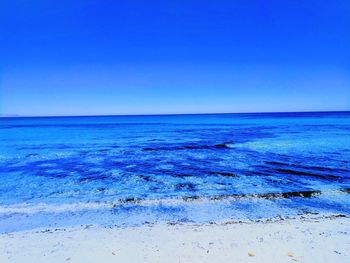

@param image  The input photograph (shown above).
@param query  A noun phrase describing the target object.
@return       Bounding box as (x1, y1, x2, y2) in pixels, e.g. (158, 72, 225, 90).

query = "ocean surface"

(0, 112, 349, 232)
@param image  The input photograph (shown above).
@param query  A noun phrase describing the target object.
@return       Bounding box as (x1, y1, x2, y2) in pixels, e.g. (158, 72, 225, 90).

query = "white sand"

(1, 216, 349, 263)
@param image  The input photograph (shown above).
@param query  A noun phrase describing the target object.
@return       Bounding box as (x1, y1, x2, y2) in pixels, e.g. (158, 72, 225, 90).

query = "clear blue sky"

(1, 0, 349, 116)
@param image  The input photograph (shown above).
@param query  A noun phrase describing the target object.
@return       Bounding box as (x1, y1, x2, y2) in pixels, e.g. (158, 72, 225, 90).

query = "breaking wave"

(1, 189, 348, 215)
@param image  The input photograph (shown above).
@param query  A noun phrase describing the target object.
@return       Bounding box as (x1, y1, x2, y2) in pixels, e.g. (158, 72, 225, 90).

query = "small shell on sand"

(248, 252, 255, 257)
(288, 252, 294, 257)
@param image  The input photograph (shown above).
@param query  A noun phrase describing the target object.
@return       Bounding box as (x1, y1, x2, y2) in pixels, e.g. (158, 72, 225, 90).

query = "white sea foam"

(0, 189, 347, 215)
(0, 199, 205, 215)
(0, 197, 233, 215)
(0, 202, 112, 215)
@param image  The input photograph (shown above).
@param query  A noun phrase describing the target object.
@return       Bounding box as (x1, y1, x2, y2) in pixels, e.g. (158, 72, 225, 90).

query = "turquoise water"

(0, 112, 349, 232)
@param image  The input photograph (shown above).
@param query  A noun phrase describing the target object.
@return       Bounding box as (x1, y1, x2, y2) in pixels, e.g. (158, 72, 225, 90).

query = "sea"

(0, 112, 349, 232)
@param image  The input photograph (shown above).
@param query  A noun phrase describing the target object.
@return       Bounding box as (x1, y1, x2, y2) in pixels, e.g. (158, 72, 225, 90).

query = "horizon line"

(1, 110, 349, 118)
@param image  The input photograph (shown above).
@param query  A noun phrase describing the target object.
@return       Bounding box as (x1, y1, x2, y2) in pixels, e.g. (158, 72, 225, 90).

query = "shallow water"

(0, 112, 349, 232)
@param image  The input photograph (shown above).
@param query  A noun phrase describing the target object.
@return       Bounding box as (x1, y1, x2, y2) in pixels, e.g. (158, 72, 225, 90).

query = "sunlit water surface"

(0, 112, 349, 232)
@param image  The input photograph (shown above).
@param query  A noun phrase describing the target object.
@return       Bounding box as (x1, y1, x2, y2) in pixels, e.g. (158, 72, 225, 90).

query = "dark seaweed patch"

(117, 197, 142, 205)
(175, 183, 196, 191)
(341, 188, 350, 194)
(182, 196, 200, 201)
(138, 174, 158, 182)
(26, 153, 40, 158)
(210, 171, 238, 177)
(213, 143, 231, 149)
(143, 143, 232, 151)
(172, 173, 195, 178)
(181, 189, 323, 202)
(279, 190, 321, 198)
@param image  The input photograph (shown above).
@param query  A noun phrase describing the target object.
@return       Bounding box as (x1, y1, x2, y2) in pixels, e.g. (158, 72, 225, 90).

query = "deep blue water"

(0, 112, 350, 232)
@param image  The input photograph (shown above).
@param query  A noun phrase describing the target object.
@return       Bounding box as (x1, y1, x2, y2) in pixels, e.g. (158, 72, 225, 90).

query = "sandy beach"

(1, 215, 349, 263)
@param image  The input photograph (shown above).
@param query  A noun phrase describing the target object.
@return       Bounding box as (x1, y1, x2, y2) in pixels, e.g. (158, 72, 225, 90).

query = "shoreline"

(1, 216, 349, 263)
